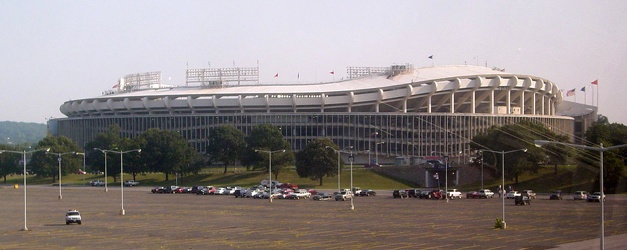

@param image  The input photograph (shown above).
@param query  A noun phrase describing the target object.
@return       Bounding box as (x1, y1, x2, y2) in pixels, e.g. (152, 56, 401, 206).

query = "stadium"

(50, 64, 595, 169)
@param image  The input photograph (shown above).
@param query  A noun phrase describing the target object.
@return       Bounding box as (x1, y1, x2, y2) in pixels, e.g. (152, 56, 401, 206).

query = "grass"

(2, 164, 620, 193)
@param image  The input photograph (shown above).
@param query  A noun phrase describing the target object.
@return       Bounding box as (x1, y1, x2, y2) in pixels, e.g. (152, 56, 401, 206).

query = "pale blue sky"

(1, 1, 626, 124)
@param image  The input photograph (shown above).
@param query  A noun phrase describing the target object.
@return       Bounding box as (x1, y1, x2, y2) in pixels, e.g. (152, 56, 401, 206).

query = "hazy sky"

(1, 1, 626, 125)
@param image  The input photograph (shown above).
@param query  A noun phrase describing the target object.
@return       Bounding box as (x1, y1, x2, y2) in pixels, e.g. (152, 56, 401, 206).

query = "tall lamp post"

(108, 149, 141, 215)
(535, 140, 627, 249)
(94, 148, 116, 192)
(75, 152, 86, 186)
(326, 146, 355, 210)
(431, 151, 450, 202)
(375, 142, 385, 166)
(254, 149, 285, 203)
(0, 147, 50, 231)
(480, 148, 527, 229)
(47, 151, 76, 199)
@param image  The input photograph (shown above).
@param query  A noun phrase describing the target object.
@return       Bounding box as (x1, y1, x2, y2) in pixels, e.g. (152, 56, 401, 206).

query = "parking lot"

(1, 185, 626, 249)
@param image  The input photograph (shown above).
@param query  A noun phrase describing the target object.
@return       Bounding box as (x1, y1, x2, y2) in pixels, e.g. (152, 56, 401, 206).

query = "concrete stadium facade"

(52, 65, 579, 165)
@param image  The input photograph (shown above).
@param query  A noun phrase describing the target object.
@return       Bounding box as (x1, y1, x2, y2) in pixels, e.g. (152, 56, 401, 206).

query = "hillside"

(0, 121, 47, 145)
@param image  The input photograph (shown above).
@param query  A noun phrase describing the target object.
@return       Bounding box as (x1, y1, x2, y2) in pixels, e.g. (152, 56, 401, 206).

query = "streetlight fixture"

(46, 151, 76, 199)
(535, 140, 627, 249)
(0, 147, 50, 231)
(94, 148, 116, 192)
(326, 146, 355, 210)
(107, 149, 141, 215)
(254, 149, 285, 203)
(480, 148, 527, 229)
(75, 152, 86, 186)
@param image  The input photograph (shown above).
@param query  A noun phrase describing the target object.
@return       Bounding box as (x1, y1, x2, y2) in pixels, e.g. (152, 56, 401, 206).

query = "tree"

(0, 144, 23, 183)
(471, 121, 571, 184)
(85, 125, 125, 182)
(135, 128, 196, 181)
(295, 138, 340, 186)
(206, 125, 246, 173)
(29, 135, 82, 182)
(584, 118, 627, 193)
(244, 124, 294, 179)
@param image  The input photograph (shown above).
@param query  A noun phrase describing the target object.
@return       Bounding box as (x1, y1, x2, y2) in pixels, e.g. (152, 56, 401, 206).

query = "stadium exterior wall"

(54, 113, 573, 165)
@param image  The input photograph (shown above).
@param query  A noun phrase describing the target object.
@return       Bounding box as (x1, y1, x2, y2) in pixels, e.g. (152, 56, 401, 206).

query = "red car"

(466, 191, 481, 199)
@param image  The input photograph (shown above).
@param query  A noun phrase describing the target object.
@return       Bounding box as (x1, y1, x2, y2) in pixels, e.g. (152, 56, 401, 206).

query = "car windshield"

(67, 212, 79, 216)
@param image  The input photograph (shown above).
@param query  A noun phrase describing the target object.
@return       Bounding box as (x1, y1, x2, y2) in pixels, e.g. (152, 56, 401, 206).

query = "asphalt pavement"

(0, 185, 625, 249)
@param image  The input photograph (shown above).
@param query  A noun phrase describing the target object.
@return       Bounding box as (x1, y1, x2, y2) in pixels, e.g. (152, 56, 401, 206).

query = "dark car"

(466, 191, 481, 199)
(549, 190, 563, 200)
(392, 190, 408, 199)
(151, 187, 166, 193)
(406, 189, 418, 198)
(515, 193, 531, 205)
(233, 189, 244, 198)
(312, 192, 332, 201)
(359, 190, 377, 197)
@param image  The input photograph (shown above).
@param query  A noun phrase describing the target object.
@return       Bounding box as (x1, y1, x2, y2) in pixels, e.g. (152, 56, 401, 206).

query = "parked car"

(335, 190, 354, 201)
(478, 189, 495, 198)
(428, 190, 444, 200)
(291, 189, 311, 199)
(392, 190, 408, 199)
(520, 190, 536, 199)
(550, 190, 563, 200)
(124, 180, 139, 187)
(89, 180, 105, 186)
(65, 209, 82, 225)
(506, 191, 520, 199)
(406, 189, 418, 198)
(514, 193, 531, 205)
(573, 191, 588, 200)
(466, 191, 481, 199)
(587, 192, 605, 202)
(197, 186, 216, 195)
(215, 187, 227, 195)
(233, 189, 245, 198)
(359, 190, 377, 197)
(151, 186, 166, 193)
(312, 192, 332, 201)
(446, 189, 463, 199)
(418, 190, 432, 199)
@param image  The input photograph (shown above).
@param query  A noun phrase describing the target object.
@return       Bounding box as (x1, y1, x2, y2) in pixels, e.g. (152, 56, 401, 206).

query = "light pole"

(481, 148, 527, 229)
(108, 149, 141, 215)
(254, 149, 285, 203)
(375, 142, 385, 166)
(431, 151, 449, 202)
(76, 152, 86, 186)
(535, 140, 627, 249)
(326, 146, 355, 210)
(349, 151, 354, 210)
(46, 151, 76, 199)
(94, 148, 116, 192)
(0, 147, 50, 231)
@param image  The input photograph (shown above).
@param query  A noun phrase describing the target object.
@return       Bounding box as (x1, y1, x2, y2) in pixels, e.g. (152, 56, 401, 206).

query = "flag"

(591, 79, 598, 85)
(274, 73, 279, 78)
(112, 83, 119, 89)
(330, 71, 334, 75)
(566, 89, 575, 96)
(580, 87, 586, 92)
(428, 55, 433, 59)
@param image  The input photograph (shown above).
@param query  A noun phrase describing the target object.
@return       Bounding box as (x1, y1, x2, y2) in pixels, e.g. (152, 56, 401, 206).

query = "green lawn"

(2, 164, 620, 193)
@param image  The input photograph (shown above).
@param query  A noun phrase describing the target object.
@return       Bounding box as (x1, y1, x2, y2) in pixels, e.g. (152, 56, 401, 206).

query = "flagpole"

(592, 84, 595, 107)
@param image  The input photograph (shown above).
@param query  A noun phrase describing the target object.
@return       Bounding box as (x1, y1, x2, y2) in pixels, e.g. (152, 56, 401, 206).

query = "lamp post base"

(20, 227, 29, 231)
(120, 209, 125, 215)
(58, 195, 62, 200)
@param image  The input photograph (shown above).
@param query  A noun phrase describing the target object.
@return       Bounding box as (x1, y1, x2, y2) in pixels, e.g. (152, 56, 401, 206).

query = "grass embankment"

(2, 164, 619, 193)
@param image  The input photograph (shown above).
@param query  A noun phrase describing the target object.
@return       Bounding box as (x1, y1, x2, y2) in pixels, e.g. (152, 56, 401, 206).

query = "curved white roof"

(60, 65, 563, 117)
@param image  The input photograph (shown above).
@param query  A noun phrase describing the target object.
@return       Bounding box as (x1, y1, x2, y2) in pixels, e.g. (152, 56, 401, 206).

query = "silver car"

(573, 191, 588, 200)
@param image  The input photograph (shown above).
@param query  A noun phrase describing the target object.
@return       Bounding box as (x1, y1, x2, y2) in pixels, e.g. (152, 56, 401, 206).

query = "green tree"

(471, 121, 571, 184)
(584, 118, 627, 193)
(0, 144, 24, 183)
(295, 138, 339, 186)
(135, 128, 196, 181)
(85, 125, 124, 182)
(206, 125, 246, 174)
(245, 124, 294, 179)
(29, 135, 82, 182)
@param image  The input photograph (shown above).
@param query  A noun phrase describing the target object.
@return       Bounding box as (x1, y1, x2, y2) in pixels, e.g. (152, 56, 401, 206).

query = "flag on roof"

(112, 83, 119, 89)
(581, 87, 586, 92)
(330, 71, 334, 75)
(274, 73, 279, 78)
(591, 79, 598, 85)
(566, 88, 575, 96)
(428, 55, 433, 59)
